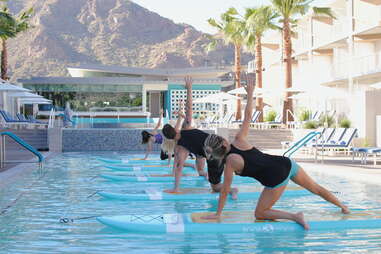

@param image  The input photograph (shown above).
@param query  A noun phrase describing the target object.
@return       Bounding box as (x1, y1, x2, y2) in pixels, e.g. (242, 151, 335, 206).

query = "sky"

(131, 0, 328, 34)
(131, 0, 269, 34)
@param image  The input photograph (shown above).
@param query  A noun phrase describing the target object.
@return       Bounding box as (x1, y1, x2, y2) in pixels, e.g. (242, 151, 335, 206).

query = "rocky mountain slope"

(6, 0, 252, 80)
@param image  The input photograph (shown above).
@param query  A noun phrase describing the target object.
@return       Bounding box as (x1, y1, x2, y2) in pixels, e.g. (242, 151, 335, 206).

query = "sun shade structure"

(0, 83, 31, 92)
(8, 92, 43, 98)
(194, 92, 240, 104)
(19, 98, 52, 104)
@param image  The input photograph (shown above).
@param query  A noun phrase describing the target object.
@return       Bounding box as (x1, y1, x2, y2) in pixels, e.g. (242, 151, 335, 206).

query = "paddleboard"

(97, 157, 194, 165)
(97, 186, 307, 201)
(97, 210, 381, 233)
(99, 174, 206, 182)
(104, 165, 195, 172)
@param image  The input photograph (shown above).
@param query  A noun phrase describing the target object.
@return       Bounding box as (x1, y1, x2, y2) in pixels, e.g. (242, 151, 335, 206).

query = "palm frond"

(312, 7, 336, 19)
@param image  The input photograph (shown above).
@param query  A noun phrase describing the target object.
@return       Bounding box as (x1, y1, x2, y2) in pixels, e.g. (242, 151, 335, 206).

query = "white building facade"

(255, 0, 381, 145)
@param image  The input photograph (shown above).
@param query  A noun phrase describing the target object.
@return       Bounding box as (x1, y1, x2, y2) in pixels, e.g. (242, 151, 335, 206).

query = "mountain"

(6, 0, 252, 81)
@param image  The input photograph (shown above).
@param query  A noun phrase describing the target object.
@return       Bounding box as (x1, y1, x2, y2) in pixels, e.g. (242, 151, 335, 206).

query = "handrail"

(48, 108, 55, 128)
(0, 131, 44, 168)
(283, 131, 321, 158)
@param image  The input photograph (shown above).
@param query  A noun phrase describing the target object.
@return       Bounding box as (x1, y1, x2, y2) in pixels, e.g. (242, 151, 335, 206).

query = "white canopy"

(0, 83, 31, 92)
(228, 87, 284, 96)
(19, 98, 52, 104)
(8, 92, 43, 98)
(370, 82, 381, 89)
(194, 92, 240, 104)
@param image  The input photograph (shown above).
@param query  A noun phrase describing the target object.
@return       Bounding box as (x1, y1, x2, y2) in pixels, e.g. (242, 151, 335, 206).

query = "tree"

(245, 6, 279, 122)
(0, 6, 32, 80)
(207, 8, 246, 120)
(270, 0, 334, 123)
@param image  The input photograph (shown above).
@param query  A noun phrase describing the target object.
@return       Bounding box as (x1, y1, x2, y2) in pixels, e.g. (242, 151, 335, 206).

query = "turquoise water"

(1, 152, 381, 253)
(73, 117, 154, 124)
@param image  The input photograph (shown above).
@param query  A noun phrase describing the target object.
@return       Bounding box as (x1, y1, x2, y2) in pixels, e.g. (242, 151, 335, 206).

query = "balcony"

(313, 17, 349, 49)
(354, 4, 381, 32)
(331, 53, 381, 80)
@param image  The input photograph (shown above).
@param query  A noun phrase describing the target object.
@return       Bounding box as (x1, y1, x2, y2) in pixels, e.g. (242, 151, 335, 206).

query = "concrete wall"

(58, 128, 216, 152)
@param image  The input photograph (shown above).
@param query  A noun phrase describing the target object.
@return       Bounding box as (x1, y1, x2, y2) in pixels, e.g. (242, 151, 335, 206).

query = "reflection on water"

(0, 152, 381, 253)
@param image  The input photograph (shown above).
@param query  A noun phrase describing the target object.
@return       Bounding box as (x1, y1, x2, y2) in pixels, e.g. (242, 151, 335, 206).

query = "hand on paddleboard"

(164, 189, 181, 194)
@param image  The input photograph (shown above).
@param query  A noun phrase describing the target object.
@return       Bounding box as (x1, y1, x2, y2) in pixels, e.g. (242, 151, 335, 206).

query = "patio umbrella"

(0, 83, 32, 112)
(0, 83, 31, 92)
(370, 82, 381, 89)
(289, 86, 349, 126)
(194, 92, 240, 104)
(19, 98, 52, 104)
(194, 92, 240, 120)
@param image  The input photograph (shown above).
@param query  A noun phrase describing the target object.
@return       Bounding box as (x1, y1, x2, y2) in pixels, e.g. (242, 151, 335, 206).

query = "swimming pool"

(73, 117, 154, 124)
(1, 152, 381, 253)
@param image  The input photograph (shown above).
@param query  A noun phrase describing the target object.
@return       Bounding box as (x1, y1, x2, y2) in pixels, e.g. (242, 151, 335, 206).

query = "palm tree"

(207, 8, 246, 120)
(0, 7, 33, 80)
(245, 6, 279, 122)
(270, 0, 334, 123)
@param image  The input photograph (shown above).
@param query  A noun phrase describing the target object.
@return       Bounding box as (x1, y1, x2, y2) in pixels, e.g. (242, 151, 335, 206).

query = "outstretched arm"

(152, 109, 164, 134)
(235, 73, 255, 141)
(183, 76, 193, 129)
(202, 159, 234, 219)
(174, 109, 185, 132)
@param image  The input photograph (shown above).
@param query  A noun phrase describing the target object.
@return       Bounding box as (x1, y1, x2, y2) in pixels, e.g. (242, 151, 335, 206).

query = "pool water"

(73, 117, 154, 124)
(1, 152, 381, 253)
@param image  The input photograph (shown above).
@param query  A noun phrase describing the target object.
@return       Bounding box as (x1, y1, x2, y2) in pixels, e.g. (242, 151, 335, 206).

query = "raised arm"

(235, 73, 255, 141)
(183, 76, 193, 129)
(152, 109, 164, 134)
(174, 102, 185, 132)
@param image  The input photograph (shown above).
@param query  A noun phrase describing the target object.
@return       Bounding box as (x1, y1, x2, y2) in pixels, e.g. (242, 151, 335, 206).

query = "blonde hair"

(204, 134, 227, 160)
(161, 138, 176, 154)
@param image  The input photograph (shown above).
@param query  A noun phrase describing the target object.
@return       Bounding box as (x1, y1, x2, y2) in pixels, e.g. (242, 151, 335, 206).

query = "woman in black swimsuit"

(202, 74, 349, 230)
(162, 77, 237, 198)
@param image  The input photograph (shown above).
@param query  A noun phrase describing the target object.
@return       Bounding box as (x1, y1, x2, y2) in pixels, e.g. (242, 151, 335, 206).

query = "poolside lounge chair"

(232, 111, 261, 127)
(0, 110, 30, 128)
(26, 115, 47, 125)
(351, 147, 381, 166)
(0, 110, 29, 123)
(313, 128, 358, 158)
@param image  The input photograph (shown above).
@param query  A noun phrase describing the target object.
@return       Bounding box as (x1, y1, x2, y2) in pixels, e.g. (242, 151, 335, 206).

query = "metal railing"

(48, 108, 55, 128)
(0, 131, 44, 169)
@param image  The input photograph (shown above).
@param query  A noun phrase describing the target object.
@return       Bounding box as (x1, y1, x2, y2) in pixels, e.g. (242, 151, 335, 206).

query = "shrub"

(304, 121, 319, 129)
(264, 110, 277, 122)
(339, 118, 351, 128)
(298, 109, 311, 122)
(319, 114, 335, 127)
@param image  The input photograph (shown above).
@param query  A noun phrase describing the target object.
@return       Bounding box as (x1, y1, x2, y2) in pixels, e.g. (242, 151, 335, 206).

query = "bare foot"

(294, 212, 310, 230)
(341, 206, 350, 214)
(230, 188, 238, 200)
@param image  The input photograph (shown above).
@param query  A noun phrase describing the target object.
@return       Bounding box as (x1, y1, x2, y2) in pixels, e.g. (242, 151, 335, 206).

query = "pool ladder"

(0, 131, 44, 169)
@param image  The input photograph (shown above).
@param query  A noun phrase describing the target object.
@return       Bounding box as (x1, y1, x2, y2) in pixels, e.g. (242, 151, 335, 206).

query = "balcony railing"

(331, 52, 381, 80)
(313, 18, 349, 48)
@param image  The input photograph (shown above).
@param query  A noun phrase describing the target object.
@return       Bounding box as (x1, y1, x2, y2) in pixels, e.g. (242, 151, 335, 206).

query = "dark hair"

(141, 131, 153, 144)
(162, 124, 176, 139)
